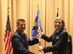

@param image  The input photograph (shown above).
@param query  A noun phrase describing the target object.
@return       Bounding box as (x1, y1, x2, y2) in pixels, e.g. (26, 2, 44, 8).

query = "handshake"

(37, 31, 44, 52)
(29, 46, 43, 54)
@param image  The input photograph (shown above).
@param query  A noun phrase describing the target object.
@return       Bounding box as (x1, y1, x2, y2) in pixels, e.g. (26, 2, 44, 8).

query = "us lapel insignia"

(56, 36, 59, 39)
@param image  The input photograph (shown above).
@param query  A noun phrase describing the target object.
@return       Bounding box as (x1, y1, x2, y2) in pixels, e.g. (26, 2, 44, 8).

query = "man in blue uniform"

(12, 19, 39, 54)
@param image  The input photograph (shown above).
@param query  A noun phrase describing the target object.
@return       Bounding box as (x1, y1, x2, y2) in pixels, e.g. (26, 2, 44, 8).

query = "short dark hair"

(17, 19, 25, 25)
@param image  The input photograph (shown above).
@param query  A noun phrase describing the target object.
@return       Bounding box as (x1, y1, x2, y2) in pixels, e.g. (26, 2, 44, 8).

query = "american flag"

(4, 15, 13, 54)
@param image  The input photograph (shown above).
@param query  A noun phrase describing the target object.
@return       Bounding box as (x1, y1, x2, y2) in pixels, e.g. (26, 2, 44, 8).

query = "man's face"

(54, 19, 63, 31)
(17, 21, 26, 32)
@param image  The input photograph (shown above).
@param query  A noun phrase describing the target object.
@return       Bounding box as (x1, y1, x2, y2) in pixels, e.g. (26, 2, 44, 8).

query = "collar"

(55, 28, 65, 34)
(16, 29, 24, 35)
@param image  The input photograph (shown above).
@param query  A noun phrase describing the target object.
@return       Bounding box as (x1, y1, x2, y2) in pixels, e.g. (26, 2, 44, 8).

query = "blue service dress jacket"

(41, 28, 68, 54)
(12, 30, 39, 54)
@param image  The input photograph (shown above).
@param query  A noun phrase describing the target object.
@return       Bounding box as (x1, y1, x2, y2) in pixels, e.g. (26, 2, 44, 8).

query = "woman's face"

(54, 19, 63, 31)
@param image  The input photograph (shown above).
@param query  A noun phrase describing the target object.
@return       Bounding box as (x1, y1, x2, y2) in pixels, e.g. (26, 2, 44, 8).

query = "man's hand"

(39, 46, 43, 51)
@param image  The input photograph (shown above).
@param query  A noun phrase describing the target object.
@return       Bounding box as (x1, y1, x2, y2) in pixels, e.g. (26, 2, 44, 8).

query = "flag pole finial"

(7, 7, 9, 15)
(37, 5, 39, 9)
(57, 8, 59, 17)
(37, 5, 39, 15)
(7, 0, 9, 15)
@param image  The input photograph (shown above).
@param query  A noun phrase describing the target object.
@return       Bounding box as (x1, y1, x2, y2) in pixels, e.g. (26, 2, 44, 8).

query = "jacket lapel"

(52, 32, 60, 40)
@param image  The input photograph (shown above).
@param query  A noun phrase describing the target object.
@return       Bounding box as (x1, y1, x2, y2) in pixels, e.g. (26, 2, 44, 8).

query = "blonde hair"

(55, 17, 65, 28)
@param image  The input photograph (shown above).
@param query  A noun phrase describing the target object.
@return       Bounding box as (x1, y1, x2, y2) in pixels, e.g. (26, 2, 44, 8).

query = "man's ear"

(17, 24, 18, 26)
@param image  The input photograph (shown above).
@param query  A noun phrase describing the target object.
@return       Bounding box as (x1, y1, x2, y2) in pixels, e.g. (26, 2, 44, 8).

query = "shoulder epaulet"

(60, 29, 66, 35)
(63, 29, 66, 32)
(14, 32, 18, 36)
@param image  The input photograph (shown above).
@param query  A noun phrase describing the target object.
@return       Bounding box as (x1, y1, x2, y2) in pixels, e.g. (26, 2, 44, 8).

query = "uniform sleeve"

(41, 34, 52, 42)
(28, 38, 39, 46)
(68, 35, 72, 54)
(70, 36, 72, 54)
(43, 32, 68, 53)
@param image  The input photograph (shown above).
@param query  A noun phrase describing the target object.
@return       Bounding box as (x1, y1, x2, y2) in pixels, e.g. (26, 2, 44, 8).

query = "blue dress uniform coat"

(12, 30, 39, 54)
(41, 28, 68, 54)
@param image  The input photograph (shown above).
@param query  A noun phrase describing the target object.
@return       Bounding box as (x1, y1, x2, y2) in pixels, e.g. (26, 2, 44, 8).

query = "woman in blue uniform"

(39, 17, 68, 54)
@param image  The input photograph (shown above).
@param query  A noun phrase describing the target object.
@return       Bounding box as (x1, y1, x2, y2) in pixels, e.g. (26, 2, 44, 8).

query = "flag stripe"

(4, 15, 13, 54)
(5, 31, 10, 50)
